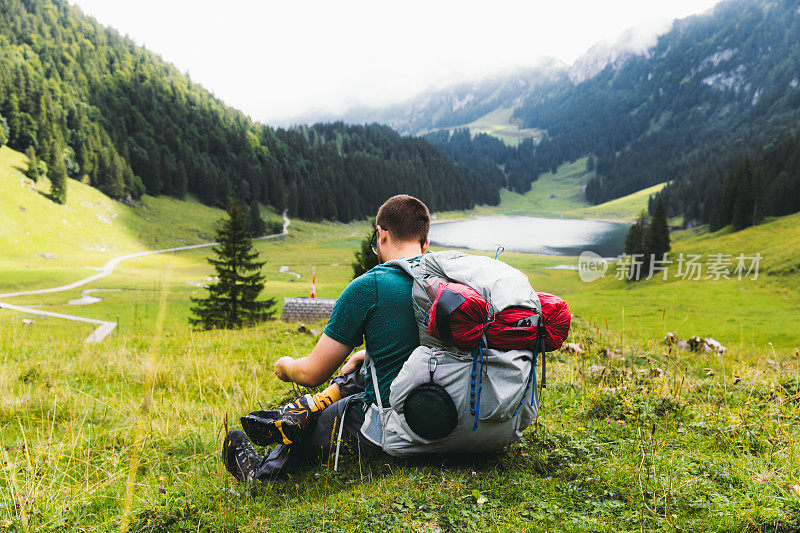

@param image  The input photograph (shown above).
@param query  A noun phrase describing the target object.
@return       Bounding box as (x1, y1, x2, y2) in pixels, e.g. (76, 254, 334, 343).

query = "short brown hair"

(376, 195, 430, 246)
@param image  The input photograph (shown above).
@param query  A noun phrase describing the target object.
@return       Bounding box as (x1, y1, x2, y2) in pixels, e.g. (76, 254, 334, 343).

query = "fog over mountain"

(285, 14, 686, 133)
(318, 0, 800, 231)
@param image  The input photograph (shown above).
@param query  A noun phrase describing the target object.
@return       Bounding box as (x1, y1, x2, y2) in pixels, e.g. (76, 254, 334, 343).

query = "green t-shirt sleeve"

(323, 272, 376, 347)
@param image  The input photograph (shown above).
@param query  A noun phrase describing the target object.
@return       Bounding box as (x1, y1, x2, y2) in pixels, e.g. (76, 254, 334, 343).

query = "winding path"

(0, 210, 290, 343)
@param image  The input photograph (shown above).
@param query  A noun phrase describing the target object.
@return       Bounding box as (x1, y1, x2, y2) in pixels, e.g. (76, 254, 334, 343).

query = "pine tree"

(246, 199, 266, 237)
(49, 153, 68, 204)
(25, 146, 44, 183)
(731, 160, 753, 231)
(189, 198, 276, 330)
(7, 94, 21, 148)
(624, 211, 650, 281)
(647, 197, 670, 258)
(351, 219, 379, 279)
(0, 113, 8, 148)
(750, 165, 764, 227)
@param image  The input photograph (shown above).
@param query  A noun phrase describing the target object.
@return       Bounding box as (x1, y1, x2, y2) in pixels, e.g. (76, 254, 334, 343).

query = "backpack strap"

(357, 352, 388, 452)
(364, 351, 384, 412)
(382, 256, 421, 279)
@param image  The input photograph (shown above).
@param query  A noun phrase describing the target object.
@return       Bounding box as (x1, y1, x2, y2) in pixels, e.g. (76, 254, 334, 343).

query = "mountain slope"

(0, 145, 227, 272)
(323, 62, 568, 137)
(328, 0, 800, 225)
(0, 0, 501, 221)
(513, 0, 800, 207)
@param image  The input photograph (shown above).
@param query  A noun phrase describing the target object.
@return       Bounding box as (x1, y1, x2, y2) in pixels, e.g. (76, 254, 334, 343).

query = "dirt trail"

(0, 210, 289, 342)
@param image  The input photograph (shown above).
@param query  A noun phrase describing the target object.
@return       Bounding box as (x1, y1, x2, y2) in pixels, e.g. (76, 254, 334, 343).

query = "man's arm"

(339, 349, 365, 375)
(273, 333, 354, 387)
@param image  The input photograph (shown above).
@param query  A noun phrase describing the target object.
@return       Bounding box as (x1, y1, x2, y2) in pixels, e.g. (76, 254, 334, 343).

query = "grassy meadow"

(2, 145, 800, 531)
(421, 106, 544, 148)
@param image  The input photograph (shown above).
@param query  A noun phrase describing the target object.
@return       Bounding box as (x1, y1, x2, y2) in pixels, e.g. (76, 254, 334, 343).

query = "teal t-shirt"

(323, 260, 420, 408)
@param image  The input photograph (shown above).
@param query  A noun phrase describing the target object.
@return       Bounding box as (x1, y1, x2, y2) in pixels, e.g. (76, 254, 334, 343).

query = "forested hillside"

(511, 0, 800, 220)
(656, 129, 800, 230)
(423, 129, 554, 193)
(0, 0, 500, 221)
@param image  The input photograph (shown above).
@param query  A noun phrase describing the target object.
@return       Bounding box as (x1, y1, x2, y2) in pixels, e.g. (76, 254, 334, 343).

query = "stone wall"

(281, 297, 337, 323)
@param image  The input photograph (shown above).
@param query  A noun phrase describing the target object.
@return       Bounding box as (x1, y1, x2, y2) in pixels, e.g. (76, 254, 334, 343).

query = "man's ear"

(379, 226, 390, 247)
(421, 237, 430, 253)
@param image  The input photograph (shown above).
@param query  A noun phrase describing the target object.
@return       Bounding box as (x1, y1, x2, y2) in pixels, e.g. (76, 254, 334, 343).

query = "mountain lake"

(429, 215, 630, 257)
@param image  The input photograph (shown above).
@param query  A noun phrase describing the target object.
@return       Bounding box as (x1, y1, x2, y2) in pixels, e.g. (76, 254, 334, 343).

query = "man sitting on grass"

(222, 194, 431, 482)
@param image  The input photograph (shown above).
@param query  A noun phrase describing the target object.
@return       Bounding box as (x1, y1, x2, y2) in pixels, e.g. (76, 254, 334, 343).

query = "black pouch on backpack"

(403, 356, 458, 440)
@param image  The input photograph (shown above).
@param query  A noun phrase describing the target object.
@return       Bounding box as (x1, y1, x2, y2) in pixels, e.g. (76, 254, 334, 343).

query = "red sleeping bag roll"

(427, 280, 490, 350)
(426, 279, 571, 353)
(485, 293, 571, 352)
(484, 307, 538, 351)
(537, 292, 572, 351)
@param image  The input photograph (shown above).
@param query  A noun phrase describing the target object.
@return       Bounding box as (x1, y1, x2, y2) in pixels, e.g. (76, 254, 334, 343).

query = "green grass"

(3, 144, 800, 531)
(435, 158, 666, 223)
(3, 263, 800, 531)
(461, 106, 545, 147)
(424, 106, 545, 148)
(434, 157, 595, 220)
(0, 145, 282, 292)
(569, 182, 669, 223)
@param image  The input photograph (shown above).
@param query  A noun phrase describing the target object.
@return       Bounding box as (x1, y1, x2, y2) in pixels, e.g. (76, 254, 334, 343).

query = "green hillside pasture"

(2, 216, 800, 530)
(435, 157, 594, 220)
(492, 211, 800, 352)
(435, 158, 668, 224)
(3, 147, 800, 529)
(0, 218, 369, 344)
(0, 145, 281, 292)
(568, 182, 668, 223)
(462, 106, 545, 147)
(424, 106, 545, 147)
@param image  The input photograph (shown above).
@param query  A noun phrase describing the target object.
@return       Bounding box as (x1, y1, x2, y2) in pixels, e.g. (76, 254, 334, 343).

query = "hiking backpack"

(358, 250, 571, 457)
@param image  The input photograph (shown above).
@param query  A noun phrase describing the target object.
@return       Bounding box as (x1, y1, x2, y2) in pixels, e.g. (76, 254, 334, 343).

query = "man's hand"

(339, 350, 365, 376)
(274, 356, 295, 382)
(271, 334, 353, 387)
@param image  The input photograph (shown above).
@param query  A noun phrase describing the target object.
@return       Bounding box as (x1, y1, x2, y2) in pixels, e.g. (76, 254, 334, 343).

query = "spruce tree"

(732, 160, 753, 231)
(0, 113, 7, 148)
(25, 147, 44, 183)
(189, 198, 276, 330)
(50, 154, 68, 204)
(246, 199, 267, 237)
(750, 165, 765, 227)
(351, 219, 379, 279)
(624, 211, 650, 281)
(647, 197, 671, 258)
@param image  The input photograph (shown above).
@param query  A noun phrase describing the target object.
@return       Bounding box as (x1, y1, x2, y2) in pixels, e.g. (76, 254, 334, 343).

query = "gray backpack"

(358, 250, 544, 457)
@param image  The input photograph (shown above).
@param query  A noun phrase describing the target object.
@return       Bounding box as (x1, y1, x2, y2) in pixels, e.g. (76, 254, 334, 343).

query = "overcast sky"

(71, 0, 722, 125)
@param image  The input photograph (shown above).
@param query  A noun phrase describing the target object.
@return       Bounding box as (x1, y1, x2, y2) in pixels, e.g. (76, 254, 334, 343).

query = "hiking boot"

(241, 370, 363, 447)
(222, 429, 265, 483)
(241, 404, 311, 447)
(257, 443, 298, 477)
(241, 388, 337, 446)
(222, 429, 299, 482)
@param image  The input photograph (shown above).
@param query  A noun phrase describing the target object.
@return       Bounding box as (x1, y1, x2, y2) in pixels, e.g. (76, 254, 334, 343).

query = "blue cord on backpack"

(470, 344, 487, 431)
(514, 322, 544, 416)
(470, 348, 477, 416)
(473, 344, 486, 431)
